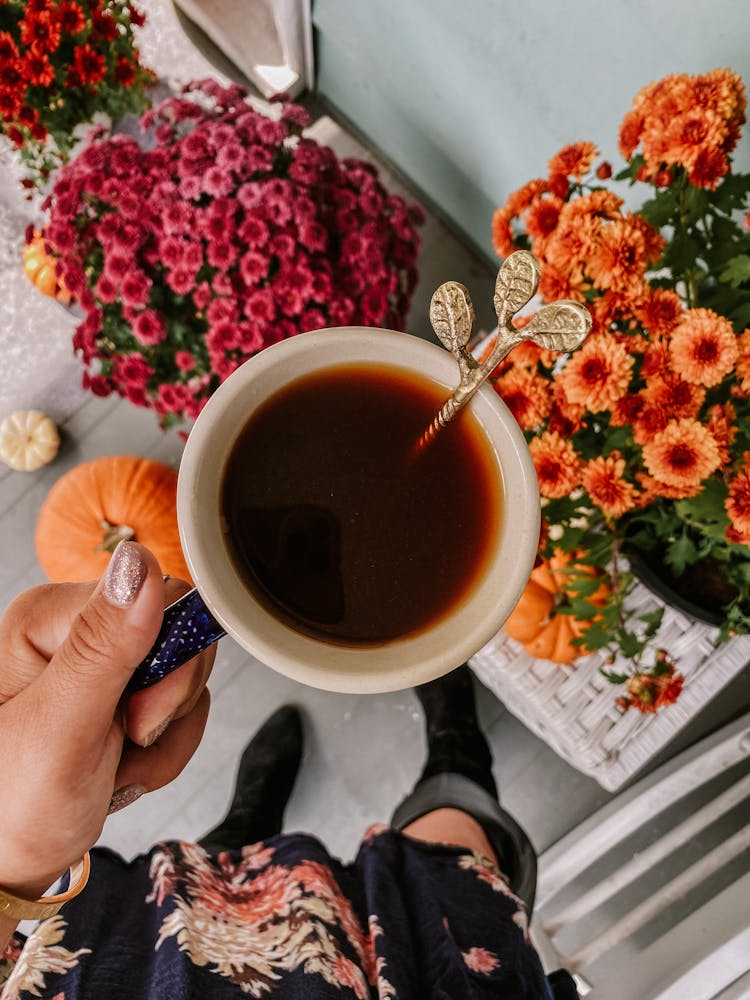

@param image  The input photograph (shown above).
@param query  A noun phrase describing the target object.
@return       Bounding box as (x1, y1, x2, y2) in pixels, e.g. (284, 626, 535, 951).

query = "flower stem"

(677, 174, 699, 307)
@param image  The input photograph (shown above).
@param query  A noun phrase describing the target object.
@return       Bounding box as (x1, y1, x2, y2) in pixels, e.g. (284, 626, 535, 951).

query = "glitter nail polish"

(103, 541, 147, 607)
(107, 783, 147, 814)
(144, 710, 175, 748)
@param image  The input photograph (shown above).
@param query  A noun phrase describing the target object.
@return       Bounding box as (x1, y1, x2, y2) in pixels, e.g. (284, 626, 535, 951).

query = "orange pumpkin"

(23, 231, 71, 303)
(35, 456, 192, 583)
(504, 550, 609, 664)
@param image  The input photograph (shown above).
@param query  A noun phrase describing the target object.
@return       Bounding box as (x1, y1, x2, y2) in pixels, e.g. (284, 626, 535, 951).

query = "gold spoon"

(418, 250, 592, 449)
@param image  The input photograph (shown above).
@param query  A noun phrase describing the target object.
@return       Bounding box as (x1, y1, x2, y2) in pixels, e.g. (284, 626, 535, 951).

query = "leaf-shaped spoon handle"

(417, 250, 592, 450)
(429, 281, 479, 383)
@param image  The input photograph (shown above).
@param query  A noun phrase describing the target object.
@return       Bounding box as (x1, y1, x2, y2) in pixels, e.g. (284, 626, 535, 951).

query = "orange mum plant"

(490, 68, 750, 712)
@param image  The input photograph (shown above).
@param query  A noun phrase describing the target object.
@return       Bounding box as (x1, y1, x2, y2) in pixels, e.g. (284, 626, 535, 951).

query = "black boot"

(199, 705, 303, 854)
(415, 665, 498, 798)
(392, 665, 538, 913)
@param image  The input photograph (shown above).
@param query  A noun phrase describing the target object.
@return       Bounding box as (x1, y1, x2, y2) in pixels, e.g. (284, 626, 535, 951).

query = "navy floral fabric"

(1, 826, 571, 999)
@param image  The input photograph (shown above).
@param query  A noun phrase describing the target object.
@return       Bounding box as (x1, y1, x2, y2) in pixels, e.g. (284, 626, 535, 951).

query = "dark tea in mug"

(221, 362, 503, 645)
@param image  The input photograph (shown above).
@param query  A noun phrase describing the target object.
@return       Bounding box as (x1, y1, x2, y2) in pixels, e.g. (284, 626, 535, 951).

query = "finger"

(3, 576, 194, 666)
(0, 582, 97, 699)
(37, 543, 166, 739)
(124, 642, 216, 747)
(123, 577, 215, 745)
(112, 689, 210, 796)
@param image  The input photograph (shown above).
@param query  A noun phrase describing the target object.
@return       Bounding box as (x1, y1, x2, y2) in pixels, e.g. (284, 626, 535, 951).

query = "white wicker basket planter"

(470, 577, 750, 792)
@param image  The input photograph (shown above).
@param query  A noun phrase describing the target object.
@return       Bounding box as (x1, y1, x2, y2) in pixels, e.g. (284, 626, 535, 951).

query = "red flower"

(83, 372, 112, 397)
(5, 126, 25, 147)
(617, 662, 685, 714)
(166, 268, 197, 296)
(192, 282, 212, 311)
(174, 351, 195, 371)
(16, 106, 38, 127)
(161, 201, 194, 234)
(132, 309, 166, 346)
(243, 288, 276, 324)
(0, 31, 19, 62)
(121, 270, 152, 307)
(206, 240, 238, 270)
(91, 9, 119, 40)
(114, 57, 136, 87)
(0, 59, 23, 94)
(73, 44, 106, 85)
(22, 50, 56, 87)
(59, 1, 86, 35)
(239, 250, 268, 285)
(20, 11, 61, 53)
(117, 353, 153, 387)
(95, 274, 118, 303)
(203, 166, 234, 197)
(127, 4, 146, 28)
(64, 67, 83, 89)
(104, 253, 130, 280)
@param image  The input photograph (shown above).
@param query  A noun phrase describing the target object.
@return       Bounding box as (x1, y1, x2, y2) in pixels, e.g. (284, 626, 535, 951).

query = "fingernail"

(144, 710, 175, 748)
(103, 541, 147, 607)
(107, 783, 146, 814)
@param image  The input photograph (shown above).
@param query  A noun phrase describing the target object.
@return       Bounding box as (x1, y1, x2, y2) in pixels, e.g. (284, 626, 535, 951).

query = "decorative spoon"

(417, 249, 592, 449)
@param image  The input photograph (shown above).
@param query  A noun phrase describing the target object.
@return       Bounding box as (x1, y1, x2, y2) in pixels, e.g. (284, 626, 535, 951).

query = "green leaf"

(639, 607, 665, 638)
(675, 477, 729, 524)
(577, 623, 611, 649)
(707, 216, 748, 264)
(558, 525, 588, 551)
(565, 576, 606, 598)
(600, 668, 630, 685)
(598, 604, 621, 628)
(713, 173, 750, 213)
(619, 631, 645, 658)
(625, 528, 657, 551)
(685, 185, 711, 223)
(663, 232, 704, 274)
(720, 255, 750, 289)
(728, 299, 750, 331)
(666, 533, 698, 575)
(639, 190, 678, 228)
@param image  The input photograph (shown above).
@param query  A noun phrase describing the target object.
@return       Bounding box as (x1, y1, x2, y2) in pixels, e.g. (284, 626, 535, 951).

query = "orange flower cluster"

(490, 71, 750, 540)
(618, 69, 746, 189)
(492, 69, 750, 707)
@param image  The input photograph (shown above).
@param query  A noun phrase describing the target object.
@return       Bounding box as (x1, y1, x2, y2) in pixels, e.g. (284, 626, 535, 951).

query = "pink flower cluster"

(43, 79, 423, 427)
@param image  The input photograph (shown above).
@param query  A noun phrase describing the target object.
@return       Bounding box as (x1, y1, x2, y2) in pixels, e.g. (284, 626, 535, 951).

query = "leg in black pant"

(392, 665, 538, 912)
(199, 705, 303, 855)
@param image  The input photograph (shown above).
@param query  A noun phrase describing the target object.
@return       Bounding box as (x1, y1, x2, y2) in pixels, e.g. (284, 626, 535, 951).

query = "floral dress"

(0, 826, 576, 999)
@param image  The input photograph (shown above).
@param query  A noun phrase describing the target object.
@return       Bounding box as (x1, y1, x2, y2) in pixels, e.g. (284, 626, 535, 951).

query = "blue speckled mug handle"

(127, 588, 227, 691)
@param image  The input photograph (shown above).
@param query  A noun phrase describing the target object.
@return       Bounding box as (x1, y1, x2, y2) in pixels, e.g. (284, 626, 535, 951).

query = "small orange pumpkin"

(35, 456, 192, 583)
(23, 231, 71, 303)
(504, 549, 609, 664)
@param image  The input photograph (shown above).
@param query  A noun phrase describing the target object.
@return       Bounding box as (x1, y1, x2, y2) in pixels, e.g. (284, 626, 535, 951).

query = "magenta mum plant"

(43, 79, 423, 428)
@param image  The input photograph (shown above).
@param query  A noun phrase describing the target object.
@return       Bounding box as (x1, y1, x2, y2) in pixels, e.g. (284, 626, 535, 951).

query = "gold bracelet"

(0, 853, 91, 921)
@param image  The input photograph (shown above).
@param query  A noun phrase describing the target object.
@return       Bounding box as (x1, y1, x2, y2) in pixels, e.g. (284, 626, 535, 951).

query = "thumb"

(39, 542, 166, 737)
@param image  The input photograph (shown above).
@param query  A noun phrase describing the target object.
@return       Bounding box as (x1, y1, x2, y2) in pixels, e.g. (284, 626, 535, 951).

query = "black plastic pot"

(622, 543, 727, 628)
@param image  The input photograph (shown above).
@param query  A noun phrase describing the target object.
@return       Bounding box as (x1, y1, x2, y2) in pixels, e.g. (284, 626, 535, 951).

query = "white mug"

(129, 326, 540, 694)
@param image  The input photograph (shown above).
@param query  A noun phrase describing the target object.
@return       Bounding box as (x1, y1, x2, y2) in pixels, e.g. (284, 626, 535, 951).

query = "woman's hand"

(0, 542, 215, 900)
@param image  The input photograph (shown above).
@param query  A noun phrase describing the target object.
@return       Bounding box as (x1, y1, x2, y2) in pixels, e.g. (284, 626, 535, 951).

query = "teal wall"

(313, 0, 750, 262)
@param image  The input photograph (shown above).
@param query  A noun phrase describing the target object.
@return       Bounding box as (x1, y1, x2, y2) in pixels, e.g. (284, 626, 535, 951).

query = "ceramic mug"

(129, 326, 541, 694)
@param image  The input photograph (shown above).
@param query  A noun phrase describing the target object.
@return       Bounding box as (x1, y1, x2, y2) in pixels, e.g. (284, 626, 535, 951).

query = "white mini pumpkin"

(0, 410, 60, 471)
